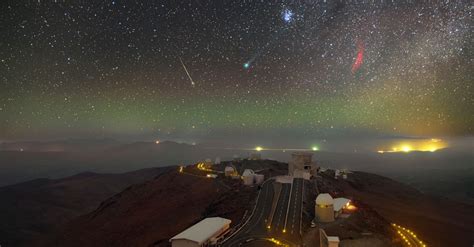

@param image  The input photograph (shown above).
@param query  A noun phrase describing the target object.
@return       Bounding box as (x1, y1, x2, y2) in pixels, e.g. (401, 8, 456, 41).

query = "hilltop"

(1, 158, 472, 247)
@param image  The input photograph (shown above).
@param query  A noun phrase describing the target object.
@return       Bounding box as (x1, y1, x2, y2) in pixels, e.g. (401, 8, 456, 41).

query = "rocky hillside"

(37, 167, 259, 247)
(318, 170, 474, 247)
(0, 167, 170, 246)
(3, 160, 473, 247)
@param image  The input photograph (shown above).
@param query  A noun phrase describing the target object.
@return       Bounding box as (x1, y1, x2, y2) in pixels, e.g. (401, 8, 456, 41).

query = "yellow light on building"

(312, 146, 319, 151)
(255, 146, 263, 152)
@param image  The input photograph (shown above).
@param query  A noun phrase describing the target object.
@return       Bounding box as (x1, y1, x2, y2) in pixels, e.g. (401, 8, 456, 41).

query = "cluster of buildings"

(172, 151, 355, 247)
(170, 154, 268, 246)
(288, 152, 356, 247)
(241, 169, 264, 186)
(314, 193, 352, 223)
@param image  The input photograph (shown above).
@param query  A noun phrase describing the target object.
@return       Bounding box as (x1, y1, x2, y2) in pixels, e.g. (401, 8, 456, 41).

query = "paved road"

(222, 177, 304, 246)
(271, 183, 291, 232)
(285, 178, 304, 241)
(222, 180, 275, 246)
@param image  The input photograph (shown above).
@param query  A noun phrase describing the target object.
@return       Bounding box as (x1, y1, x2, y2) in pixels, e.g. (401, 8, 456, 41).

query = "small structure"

(170, 217, 231, 247)
(289, 152, 318, 177)
(242, 169, 255, 186)
(224, 166, 237, 177)
(315, 193, 335, 223)
(215, 157, 221, 165)
(320, 229, 340, 247)
(249, 152, 261, 160)
(333, 198, 351, 217)
(241, 169, 264, 186)
(341, 169, 351, 180)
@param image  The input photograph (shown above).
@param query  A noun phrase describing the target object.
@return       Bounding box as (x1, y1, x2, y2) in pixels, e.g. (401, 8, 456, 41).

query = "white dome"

(225, 166, 235, 172)
(242, 169, 255, 176)
(316, 193, 334, 205)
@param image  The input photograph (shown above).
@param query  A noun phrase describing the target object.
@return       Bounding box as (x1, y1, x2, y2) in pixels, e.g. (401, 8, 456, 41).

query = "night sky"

(0, 1, 472, 143)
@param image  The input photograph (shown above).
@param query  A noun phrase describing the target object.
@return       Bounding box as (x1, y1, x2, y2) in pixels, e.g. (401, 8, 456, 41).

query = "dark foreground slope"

(38, 168, 257, 247)
(0, 167, 169, 246)
(4, 161, 473, 247)
(318, 170, 474, 247)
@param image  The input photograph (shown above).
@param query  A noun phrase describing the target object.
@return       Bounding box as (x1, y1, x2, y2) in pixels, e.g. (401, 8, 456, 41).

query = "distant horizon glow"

(377, 138, 448, 153)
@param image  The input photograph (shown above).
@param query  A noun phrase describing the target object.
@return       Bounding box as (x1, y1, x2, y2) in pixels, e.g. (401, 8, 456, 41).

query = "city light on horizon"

(377, 138, 447, 154)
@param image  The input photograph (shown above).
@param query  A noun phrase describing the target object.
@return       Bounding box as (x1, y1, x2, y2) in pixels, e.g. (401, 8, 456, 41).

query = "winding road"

(222, 177, 304, 246)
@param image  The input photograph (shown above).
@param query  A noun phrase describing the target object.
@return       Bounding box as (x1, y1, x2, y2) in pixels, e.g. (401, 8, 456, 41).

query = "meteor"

(179, 57, 195, 87)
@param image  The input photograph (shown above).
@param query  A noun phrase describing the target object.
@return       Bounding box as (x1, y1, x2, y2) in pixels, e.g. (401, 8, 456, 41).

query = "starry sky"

(0, 1, 472, 143)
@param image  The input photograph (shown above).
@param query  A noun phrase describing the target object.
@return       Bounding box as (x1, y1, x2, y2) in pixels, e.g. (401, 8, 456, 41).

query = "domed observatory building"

(242, 169, 255, 186)
(315, 193, 335, 223)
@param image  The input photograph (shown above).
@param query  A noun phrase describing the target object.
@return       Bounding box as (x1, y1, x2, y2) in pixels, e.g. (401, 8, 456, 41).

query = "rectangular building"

(170, 217, 231, 247)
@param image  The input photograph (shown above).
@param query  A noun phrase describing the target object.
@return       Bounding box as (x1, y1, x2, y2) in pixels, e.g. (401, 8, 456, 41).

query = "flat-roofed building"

(320, 229, 340, 247)
(169, 217, 231, 247)
(289, 152, 318, 177)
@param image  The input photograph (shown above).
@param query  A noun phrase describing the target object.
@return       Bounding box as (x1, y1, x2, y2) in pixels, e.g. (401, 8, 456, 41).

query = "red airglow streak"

(351, 40, 364, 74)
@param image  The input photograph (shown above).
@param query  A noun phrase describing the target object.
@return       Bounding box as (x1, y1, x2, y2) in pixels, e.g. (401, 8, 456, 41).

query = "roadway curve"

(223, 177, 303, 246)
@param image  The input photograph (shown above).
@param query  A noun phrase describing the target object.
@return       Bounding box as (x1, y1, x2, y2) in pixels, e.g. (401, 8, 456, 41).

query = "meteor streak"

(179, 57, 195, 87)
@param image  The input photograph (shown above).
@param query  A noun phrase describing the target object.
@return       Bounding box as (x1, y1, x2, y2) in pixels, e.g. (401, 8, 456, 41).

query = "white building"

(320, 229, 340, 247)
(316, 194, 352, 222)
(242, 169, 255, 186)
(333, 198, 351, 218)
(242, 169, 264, 186)
(224, 166, 236, 177)
(170, 217, 231, 247)
(315, 193, 335, 223)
